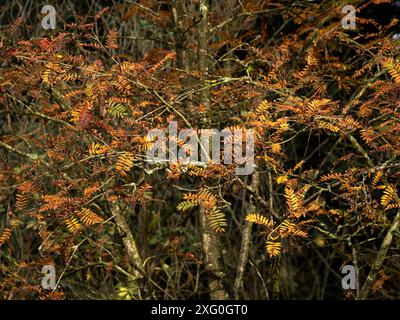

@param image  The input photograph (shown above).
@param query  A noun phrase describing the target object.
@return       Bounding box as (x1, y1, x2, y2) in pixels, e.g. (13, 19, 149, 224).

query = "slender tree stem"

(234, 171, 259, 299)
(197, 0, 229, 300)
(112, 203, 144, 299)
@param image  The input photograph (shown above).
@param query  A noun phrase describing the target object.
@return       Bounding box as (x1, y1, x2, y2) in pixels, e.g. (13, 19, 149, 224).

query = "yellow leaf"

(277, 175, 288, 184)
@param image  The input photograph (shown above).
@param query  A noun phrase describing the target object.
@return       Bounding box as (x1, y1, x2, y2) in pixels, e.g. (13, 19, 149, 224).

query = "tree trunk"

(234, 171, 259, 299)
(112, 203, 144, 299)
(357, 208, 400, 300)
(172, 0, 188, 71)
(198, 0, 229, 300)
(199, 208, 229, 299)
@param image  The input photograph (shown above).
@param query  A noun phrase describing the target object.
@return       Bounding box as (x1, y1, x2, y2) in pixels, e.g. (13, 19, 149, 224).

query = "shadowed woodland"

(1, 0, 400, 300)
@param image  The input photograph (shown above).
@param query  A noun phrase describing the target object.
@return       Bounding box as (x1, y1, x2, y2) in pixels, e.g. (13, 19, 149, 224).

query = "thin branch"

(123, 0, 158, 16)
(357, 208, 400, 299)
(234, 171, 258, 299)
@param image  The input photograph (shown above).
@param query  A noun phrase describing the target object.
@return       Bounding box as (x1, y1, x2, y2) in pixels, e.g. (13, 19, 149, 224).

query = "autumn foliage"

(1, 0, 400, 300)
